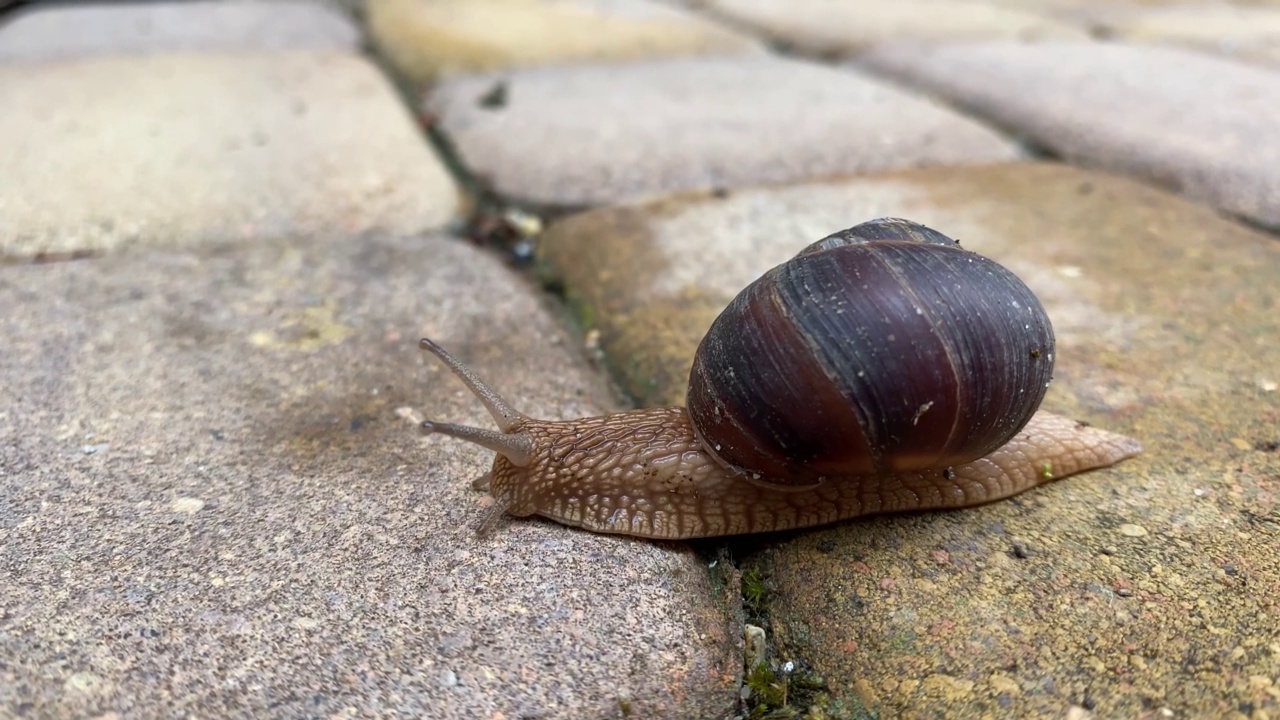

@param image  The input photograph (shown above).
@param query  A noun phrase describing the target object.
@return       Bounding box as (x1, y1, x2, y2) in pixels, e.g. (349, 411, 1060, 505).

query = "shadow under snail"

(417, 218, 1142, 539)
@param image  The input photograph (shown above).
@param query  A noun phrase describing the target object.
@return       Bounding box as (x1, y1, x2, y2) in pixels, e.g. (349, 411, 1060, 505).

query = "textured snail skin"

(477, 408, 1139, 539)
(419, 340, 1141, 539)
(417, 218, 1142, 539)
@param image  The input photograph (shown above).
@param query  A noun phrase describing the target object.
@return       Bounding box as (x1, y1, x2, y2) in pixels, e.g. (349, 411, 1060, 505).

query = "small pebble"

(744, 624, 766, 670)
(1118, 523, 1148, 537)
(170, 497, 205, 514)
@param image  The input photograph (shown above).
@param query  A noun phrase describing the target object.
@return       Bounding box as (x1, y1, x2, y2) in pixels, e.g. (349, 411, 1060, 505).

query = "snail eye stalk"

(419, 338, 529, 432)
(419, 420, 534, 468)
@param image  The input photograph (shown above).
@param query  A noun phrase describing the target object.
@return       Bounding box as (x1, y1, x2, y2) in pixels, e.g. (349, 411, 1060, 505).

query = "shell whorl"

(686, 219, 1055, 485)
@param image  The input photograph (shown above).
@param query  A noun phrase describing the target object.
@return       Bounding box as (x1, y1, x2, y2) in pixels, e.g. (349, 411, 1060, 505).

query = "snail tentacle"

(474, 494, 515, 537)
(421, 420, 535, 468)
(419, 337, 529, 431)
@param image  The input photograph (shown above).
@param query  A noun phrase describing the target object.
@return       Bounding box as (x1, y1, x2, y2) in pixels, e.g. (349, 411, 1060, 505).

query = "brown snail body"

(418, 219, 1142, 539)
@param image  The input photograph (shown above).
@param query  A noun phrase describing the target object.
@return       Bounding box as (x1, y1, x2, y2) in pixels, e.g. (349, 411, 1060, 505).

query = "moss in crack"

(743, 566, 768, 621)
(743, 659, 842, 720)
(740, 557, 826, 719)
(737, 550, 882, 719)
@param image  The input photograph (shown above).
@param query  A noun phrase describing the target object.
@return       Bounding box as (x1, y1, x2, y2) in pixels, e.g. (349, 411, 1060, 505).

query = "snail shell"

(416, 218, 1141, 539)
(687, 218, 1054, 484)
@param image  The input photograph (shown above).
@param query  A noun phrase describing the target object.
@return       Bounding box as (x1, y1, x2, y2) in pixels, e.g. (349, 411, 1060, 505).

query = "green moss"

(735, 556, 881, 719)
(743, 567, 768, 620)
(743, 661, 838, 720)
(889, 628, 918, 654)
(573, 298, 595, 332)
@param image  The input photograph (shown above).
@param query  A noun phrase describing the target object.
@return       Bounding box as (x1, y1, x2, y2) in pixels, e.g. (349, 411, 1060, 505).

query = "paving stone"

(0, 1, 362, 62)
(367, 0, 765, 86)
(1076, 5, 1280, 66)
(0, 51, 459, 258)
(860, 41, 1280, 229)
(1248, 45, 1280, 65)
(701, 0, 1088, 56)
(987, 0, 1258, 12)
(426, 55, 1022, 210)
(0, 233, 740, 719)
(538, 162, 1280, 718)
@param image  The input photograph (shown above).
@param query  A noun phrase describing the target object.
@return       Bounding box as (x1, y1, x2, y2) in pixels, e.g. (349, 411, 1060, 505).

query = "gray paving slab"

(425, 55, 1022, 209)
(702, 0, 1087, 55)
(0, 1, 362, 62)
(861, 41, 1280, 229)
(0, 51, 459, 258)
(0, 234, 739, 719)
(1073, 5, 1280, 67)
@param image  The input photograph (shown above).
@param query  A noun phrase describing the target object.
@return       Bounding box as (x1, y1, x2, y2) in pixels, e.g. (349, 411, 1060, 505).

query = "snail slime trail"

(417, 218, 1143, 539)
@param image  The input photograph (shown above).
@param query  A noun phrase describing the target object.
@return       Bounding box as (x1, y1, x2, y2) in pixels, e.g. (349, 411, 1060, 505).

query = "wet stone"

(0, 52, 459, 258)
(0, 1, 362, 61)
(538, 162, 1280, 717)
(367, 0, 764, 85)
(426, 55, 1021, 210)
(0, 234, 739, 718)
(861, 41, 1280, 229)
(702, 0, 1087, 56)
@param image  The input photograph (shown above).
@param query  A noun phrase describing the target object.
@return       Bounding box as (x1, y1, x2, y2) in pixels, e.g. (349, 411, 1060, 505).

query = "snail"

(417, 218, 1141, 539)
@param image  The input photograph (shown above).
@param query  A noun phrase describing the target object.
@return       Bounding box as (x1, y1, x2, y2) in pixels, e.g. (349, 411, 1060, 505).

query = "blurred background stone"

(426, 55, 1022, 210)
(702, 0, 1088, 56)
(367, 0, 764, 85)
(0, 1, 362, 62)
(861, 42, 1280, 229)
(0, 51, 459, 258)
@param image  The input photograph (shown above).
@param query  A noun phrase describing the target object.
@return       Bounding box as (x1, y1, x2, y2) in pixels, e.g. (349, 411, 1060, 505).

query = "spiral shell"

(686, 218, 1055, 485)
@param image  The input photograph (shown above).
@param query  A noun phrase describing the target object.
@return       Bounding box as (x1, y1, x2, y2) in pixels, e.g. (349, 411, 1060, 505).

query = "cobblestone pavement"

(2, 1, 1278, 719)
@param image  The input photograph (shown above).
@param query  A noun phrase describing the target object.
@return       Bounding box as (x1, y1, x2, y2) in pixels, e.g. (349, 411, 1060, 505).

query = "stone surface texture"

(426, 55, 1023, 209)
(759, 164, 1280, 719)
(366, 0, 764, 85)
(0, 51, 459, 258)
(860, 42, 1280, 229)
(987, 0, 1280, 11)
(1077, 5, 1280, 66)
(0, 234, 740, 719)
(3, 0, 1280, 716)
(703, 0, 1088, 55)
(0, 1, 362, 61)
(538, 162, 1280, 718)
